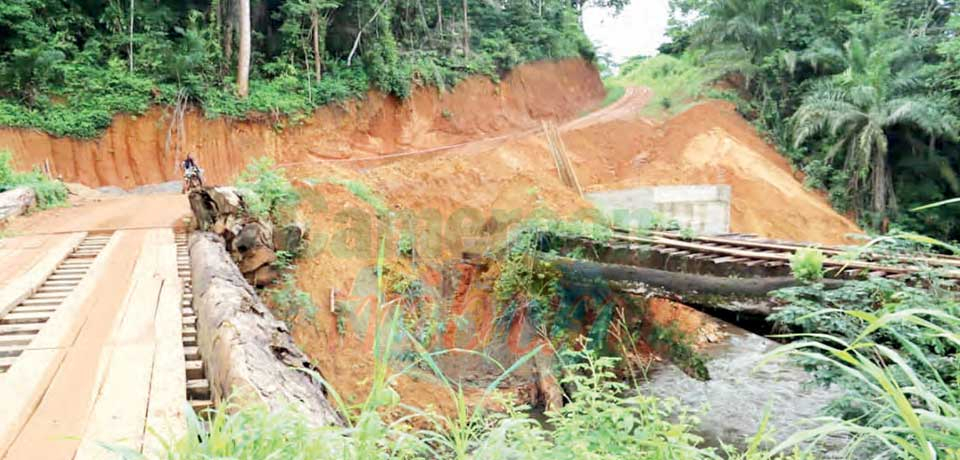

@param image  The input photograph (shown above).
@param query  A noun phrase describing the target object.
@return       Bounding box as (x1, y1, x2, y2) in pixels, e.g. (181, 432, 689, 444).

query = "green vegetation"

(312, 176, 389, 218)
(607, 54, 715, 117)
(657, 0, 960, 240)
(0, 0, 613, 138)
(235, 157, 300, 221)
(788, 248, 825, 282)
(0, 151, 67, 209)
(266, 273, 318, 328)
(600, 82, 625, 107)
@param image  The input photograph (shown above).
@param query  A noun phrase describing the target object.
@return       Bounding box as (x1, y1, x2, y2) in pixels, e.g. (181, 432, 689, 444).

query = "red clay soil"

(1, 59, 603, 189)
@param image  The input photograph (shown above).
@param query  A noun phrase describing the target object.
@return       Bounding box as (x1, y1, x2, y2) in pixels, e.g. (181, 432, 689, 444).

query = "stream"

(642, 320, 843, 453)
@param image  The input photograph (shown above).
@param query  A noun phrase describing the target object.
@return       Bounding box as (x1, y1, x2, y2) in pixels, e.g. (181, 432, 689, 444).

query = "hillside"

(0, 59, 603, 188)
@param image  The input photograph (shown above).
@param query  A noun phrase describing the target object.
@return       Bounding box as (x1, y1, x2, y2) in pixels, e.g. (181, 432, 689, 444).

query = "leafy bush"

(788, 248, 825, 282)
(771, 276, 960, 419)
(0, 150, 67, 209)
(767, 308, 960, 459)
(235, 157, 300, 221)
(266, 273, 318, 328)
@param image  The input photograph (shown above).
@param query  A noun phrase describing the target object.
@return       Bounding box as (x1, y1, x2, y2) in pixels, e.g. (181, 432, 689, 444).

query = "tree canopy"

(663, 0, 960, 240)
(0, 0, 600, 137)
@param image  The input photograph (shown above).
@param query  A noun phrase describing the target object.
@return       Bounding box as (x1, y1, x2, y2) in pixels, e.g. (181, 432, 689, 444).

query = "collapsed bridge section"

(545, 229, 960, 317)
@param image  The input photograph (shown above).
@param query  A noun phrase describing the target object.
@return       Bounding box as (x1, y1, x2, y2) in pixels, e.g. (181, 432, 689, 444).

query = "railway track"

(175, 232, 213, 413)
(608, 229, 960, 280)
(0, 233, 111, 374)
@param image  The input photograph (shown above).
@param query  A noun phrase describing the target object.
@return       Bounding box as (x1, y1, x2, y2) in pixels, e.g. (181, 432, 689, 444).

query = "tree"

(237, 0, 251, 97)
(280, 0, 340, 84)
(793, 81, 956, 219)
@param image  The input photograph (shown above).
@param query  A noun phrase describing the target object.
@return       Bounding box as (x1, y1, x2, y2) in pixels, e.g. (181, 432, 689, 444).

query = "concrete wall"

(586, 185, 731, 234)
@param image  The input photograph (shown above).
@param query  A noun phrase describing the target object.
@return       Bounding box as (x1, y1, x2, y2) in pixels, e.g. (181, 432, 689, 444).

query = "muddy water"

(642, 321, 839, 450)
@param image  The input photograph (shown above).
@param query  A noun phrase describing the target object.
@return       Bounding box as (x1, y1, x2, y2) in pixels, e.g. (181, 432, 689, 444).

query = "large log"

(550, 256, 845, 316)
(189, 232, 344, 426)
(0, 187, 36, 221)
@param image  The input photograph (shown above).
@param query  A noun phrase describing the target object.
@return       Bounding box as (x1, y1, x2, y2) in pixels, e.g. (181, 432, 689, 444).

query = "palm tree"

(691, 0, 785, 86)
(793, 22, 957, 221)
(793, 80, 956, 219)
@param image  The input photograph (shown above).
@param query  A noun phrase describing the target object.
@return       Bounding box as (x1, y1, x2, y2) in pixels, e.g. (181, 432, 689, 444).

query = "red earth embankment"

(0, 59, 604, 188)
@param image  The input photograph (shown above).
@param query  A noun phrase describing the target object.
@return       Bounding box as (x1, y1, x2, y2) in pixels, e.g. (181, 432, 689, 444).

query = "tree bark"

(461, 0, 469, 56)
(347, 0, 391, 66)
(435, 0, 443, 37)
(0, 187, 36, 222)
(311, 11, 322, 84)
(189, 232, 344, 426)
(128, 0, 135, 72)
(223, 0, 234, 66)
(237, 0, 251, 98)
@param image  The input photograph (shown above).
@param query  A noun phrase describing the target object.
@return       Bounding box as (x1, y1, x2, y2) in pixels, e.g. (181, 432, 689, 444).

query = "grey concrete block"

(586, 185, 731, 234)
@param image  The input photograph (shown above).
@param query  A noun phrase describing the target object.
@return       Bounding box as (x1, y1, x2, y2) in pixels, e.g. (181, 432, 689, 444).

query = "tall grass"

(765, 309, 960, 459)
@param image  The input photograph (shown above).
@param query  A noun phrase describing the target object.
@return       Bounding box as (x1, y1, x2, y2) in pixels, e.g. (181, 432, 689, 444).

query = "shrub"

(0, 150, 68, 209)
(234, 157, 299, 221)
(789, 247, 825, 282)
(265, 273, 317, 328)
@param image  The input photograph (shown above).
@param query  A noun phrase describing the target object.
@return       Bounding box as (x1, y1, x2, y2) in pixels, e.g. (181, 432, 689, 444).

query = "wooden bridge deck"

(0, 229, 189, 460)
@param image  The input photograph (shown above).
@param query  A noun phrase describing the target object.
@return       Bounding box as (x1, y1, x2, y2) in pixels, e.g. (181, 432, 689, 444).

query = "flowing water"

(642, 320, 841, 451)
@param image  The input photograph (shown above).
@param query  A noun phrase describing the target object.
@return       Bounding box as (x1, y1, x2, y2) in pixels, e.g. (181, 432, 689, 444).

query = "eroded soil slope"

(1, 59, 603, 189)
(280, 89, 862, 412)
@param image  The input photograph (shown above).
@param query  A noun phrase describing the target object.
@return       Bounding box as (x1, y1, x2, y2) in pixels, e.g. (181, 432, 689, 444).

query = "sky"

(583, 0, 671, 64)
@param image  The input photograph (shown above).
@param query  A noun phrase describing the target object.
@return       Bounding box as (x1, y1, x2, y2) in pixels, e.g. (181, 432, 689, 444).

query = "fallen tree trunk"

(189, 232, 344, 426)
(0, 187, 36, 222)
(549, 256, 845, 316)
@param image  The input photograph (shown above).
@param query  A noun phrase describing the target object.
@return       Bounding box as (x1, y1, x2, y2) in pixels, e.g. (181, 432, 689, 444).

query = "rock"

(238, 246, 277, 276)
(208, 187, 245, 217)
(273, 222, 306, 254)
(233, 221, 273, 253)
(64, 182, 102, 199)
(188, 232, 344, 426)
(0, 187, 36, 221)
(249, 263, 280, 287)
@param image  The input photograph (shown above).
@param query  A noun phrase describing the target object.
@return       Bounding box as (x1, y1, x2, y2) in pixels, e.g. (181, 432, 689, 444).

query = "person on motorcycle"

(181, 154, 203, 193)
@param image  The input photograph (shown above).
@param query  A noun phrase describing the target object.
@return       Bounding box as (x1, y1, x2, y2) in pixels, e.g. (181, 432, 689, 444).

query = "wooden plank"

(0, 233, 121, 458)
(0, 356, 16, 370)
(11, 306, 57, 315)
(0, 324, 42, 336)
(0, 312, 50, 325)
(142, 229, 187, 457)
(75, 230, 165, 459)
(0, 348, 66, 456)
(0, 233, 86, 318)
